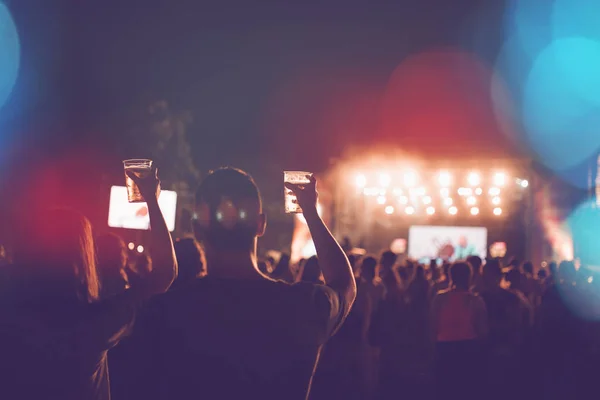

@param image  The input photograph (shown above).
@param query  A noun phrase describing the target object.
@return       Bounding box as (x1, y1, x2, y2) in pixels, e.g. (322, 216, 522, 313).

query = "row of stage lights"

(354, 170, 528, 217)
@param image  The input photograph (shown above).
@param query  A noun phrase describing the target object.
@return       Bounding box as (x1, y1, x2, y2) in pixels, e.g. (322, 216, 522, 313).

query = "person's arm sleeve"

(298, 283, 346, 344)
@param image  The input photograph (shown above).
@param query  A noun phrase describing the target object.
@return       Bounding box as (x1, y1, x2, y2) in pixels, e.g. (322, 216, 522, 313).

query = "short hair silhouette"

(173, 238, 206, 285)
(449, 262, 472, 291)
(195, 167, 262, 251)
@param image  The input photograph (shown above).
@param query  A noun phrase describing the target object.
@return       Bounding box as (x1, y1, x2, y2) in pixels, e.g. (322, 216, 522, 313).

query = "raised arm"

(286, 176, 356, 316)
(126, 168, 178, 296)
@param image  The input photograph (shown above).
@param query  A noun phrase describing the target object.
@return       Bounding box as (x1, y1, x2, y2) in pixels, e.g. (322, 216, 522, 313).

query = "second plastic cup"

(284, 171, 312, 213)
(123, 159, 153, 203)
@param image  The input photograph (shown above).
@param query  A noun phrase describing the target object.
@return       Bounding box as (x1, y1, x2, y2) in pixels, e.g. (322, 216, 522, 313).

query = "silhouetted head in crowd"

(548, 261, 558, 277)
(522, 261, 534, 277)
(95, 233, 129, 297)
(257, 260, 270, 275)
(558, 260, 577, 284)
(272, 252, 292, 280)
(413, 265, 427, 283)
(194, 167, 266, 275)
(13, 208, 100, 303)
(449, 262, 472, 291)
(360, 256, 377, 282)
(173, 238, 206, 287)
(378, 251, 397, 286)
(483, 258, 503, 289)
(505, 268, 523, 291)
(467, 255, 483, 275)
(298, 256, 323, 284)
(537, 269, 547, 280)
(508, 258, 520, 270)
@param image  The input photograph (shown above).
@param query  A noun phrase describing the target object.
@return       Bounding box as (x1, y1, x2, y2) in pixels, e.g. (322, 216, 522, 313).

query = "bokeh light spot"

(552, 0, 600, 42)
(0, 4, 20, 111)
(523, 38, 600, 171)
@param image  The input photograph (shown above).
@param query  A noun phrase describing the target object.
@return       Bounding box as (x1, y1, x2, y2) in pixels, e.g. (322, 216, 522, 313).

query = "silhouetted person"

(297, 255, 324, 284)
(270, 252, 294, 283)
(430, 262, 488, 400)
(480, 259, 531, 400)
(538, 260, 589, 399)
(151, 168, 356, 400)
(467, 255, 483, 294)
(0, 170, 177, 400)
(171, 238, 206, 290)
(96, 233, 129, 298)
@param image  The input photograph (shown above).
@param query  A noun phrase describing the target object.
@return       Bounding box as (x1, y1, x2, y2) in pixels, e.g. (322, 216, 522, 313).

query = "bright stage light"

(493, 207, 503, 216)
(385, 205, 395, 215)
(520, 179, 529, 188)
(449, 206, 458, 215)
(355, 174, 367, 188)
(470, 207, 480, 216)
(588, 276, 594, 284)
(379, 173, 391, 188)
(438, 171, 452, 187)
(403, 171, 417, 187)
(475, 187, 483, 196)
(489, 187, 501, 196)
(137, 245, 144, 253)
(128, 242, 135, 251)
(392, 188, 402, 196)
(493, 172, 507, 187)
(405, 206, 415, 215)
(426, 206, 435, 215)
(414, 187, 426, 196)
(399, 196, 408, 205)
(377, 195, 386, 205)
(458, 187, 473, 196)
(440, 188, 450, 197)
(467, 196, 477, 206)
(423, 196, 432, 205)
(467, 172, 481, 186)
(444, 197, 453, 206)
(492, 196, 501, 205)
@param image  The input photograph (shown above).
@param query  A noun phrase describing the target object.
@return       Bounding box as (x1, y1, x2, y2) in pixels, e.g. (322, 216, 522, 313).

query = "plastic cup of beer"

(284, 171, 312, 214)
(123, 159, 153, 203)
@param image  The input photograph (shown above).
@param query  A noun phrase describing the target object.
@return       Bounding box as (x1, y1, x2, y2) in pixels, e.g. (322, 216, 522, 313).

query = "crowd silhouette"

(0, 166, 598, 400)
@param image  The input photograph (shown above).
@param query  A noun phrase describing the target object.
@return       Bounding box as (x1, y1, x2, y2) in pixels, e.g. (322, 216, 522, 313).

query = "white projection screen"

(408, 225, 487, 262)
(108, 186, 177, 232)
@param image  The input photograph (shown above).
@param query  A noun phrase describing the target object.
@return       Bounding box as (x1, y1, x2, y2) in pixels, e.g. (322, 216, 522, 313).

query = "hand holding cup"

(285, 175, 318, 215)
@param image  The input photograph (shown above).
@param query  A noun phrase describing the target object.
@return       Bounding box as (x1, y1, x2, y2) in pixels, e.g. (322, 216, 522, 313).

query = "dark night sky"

(2, 0, 509, 169)
(1, 0, 543, 231)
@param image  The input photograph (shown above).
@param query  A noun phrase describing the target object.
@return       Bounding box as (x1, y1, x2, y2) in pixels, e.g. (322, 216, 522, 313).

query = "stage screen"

(408, 225, 487, 262)
(108, 186, 177, 232)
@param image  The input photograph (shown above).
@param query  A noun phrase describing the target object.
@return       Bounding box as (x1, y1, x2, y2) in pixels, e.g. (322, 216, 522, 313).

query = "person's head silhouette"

(449, 262, 472, 291)
(13, 208, 100, 303)
(360, 256, 377, 282)
(482, 258, 503, 289)
(173, 237, 206, 287)
(193, 167, 266, 277)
